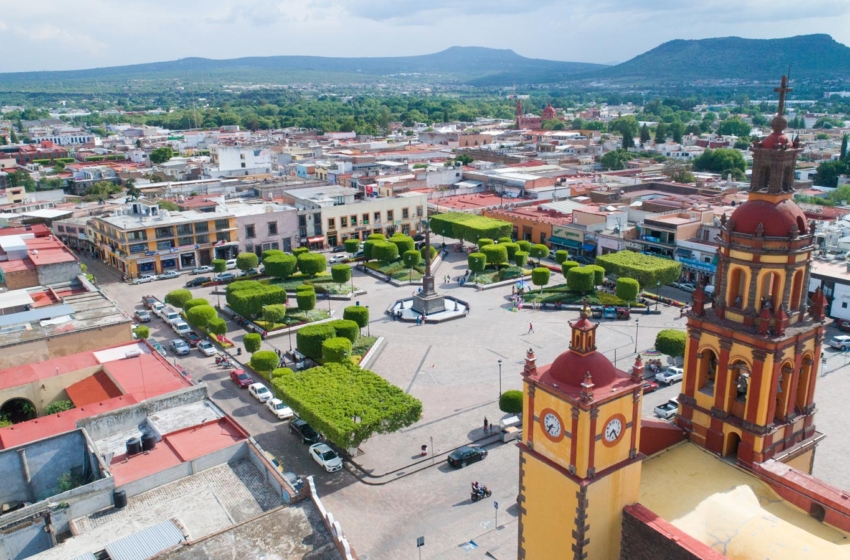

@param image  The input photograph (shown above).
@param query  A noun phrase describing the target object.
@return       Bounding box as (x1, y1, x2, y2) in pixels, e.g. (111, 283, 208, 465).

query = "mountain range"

(2, 34, 849, 91)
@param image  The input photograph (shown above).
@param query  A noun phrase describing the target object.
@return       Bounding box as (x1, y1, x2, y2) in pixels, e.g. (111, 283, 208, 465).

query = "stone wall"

(37, 261, 82, 286)
(0, 322, 134, 370)
(620, 504, 727, 560)
(3, 267, 39, 290)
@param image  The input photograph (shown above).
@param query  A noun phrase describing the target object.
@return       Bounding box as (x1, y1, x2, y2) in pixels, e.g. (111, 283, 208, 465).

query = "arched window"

(697, 349, 719, 395)
(796, 355, 813, 414)
(760, 271, 781, 310)
(727, 360, 750, 418)
(775, 362, 794, 422)
(759, 166, 771, 191)
(790, 269, 804, 311)
(728, 267, 747, 309)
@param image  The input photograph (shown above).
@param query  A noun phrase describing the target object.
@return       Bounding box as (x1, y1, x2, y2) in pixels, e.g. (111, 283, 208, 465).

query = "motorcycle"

(470, 485, 492, 502)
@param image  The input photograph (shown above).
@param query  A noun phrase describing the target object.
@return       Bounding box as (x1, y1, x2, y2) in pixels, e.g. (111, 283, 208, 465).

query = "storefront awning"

(308, 236, 324, 243)
(582, 243, 596, 252)
(549, 237, 581, 249)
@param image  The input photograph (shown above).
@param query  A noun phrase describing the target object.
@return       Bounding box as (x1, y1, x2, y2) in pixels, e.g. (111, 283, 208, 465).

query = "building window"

(298, 215, 307, 227)
(128, 231, 147, 241)
(195, 234, 209, 244)
(178, 236, 194, 247)
(245, 244, 254, 255)
(215, 219, 229, 231)
(177, 224, 193, 236)
(129, 243, 146, 254)
(328, 235, 337, 247)
(245, 224, 256, 238)
(283, 238, 292, 252)
(361, 213, 369, 225)
(299, 227, 307, 237)
(268, 222, 278, 235)
(155, 226, 173, 239)
(540, 232, 547, 244)
(374, 212, 381, 223)
(156, 240, 174, 250)
(417, 206, 423, 217)
(328, 218, 335, 230)
(351, 215, 357, 226)
(57, 225, 65, 232)
(194, 222, 209, 234)
(216, 231, 231, 242)
(340, 216, 348, 228)
(402, 208, 409, 219)
(387, 210, 394, 221)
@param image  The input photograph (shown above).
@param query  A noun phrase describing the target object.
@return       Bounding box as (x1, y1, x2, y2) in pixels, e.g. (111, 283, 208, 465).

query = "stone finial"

(580, 371, 595, 404)
(692, 286, 706, 317)
(755, 223, 765, 238)
(523, 348, 537, 378)
(720, 213, 727, 228)
(758, 305, 771, 336)
(631, 356, 644, 383)
(789, 222, 799, 239)
(774, 304, 788, 336)
(810, 287, 827, 321)
(727, 218, 736, 232)
(809, 220, 817, 236)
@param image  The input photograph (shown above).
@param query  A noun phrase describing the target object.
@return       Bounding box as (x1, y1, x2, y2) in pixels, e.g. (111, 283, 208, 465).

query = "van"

(225, 259, 238, 270)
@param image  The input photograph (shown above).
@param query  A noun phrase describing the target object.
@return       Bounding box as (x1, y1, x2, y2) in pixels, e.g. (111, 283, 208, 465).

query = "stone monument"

(411, 221, 446, 315)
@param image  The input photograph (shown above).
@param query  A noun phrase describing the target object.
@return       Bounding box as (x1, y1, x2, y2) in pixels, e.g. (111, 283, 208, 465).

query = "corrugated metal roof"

(0, 304, 75, 328)
(69, 553, 98, 560)
(104, 520, 184, 560)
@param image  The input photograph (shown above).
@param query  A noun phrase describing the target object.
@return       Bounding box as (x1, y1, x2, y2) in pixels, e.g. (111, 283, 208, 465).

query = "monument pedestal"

(411, 276, 445, 315)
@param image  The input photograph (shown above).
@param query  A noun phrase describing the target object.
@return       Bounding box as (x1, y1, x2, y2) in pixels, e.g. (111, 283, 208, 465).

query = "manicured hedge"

(186, 305, 217, 329)
(402, 250, 421, 268)
(263, 303, 287, 323)
(344, 239, 360, 253)
(367, 233, 386, 241)
(269, 362, 423, 448)
(363, 239, 379, 260)
(263, 254, 298, 279)
(587, 265, 606, 286)
(420, 245, 437, 261)
(250, 350, 278, 374)
(502, 242, 519, 260)
(517, 240, 531, 252)
(529, 244, 548, 262)
(429, 212, 512, 244)
(296, 285, 316, 311)
(561, 261, 579, 277)
(293, 247, 310, 256)
(531, 267, 551, 291)
(555, 250, 569, 264)
(328, 319, 359, 343)
(372, 241, 399, 264)
(212, 259, 227, 273)
(236, 252, 259, 272)
(296, 324, 337, 359)
(322, 337, 352, 363)
(261, 249, 285, 261)
(331, 264, 352, 284)
(165, 289, 192, 308)
(343, 306, 369, 329)
(226, 282, 285, 318)
(389, 234, 415, 255)
(243, 333, 262, 353)
(135, 325, 149, 340)
(468, 252, 487, 274)
(567, 267, 595, 292)
(477, 238, 494, 248)
(595, 251, 682, 288)
(297, 253, 327, 276)
(207, 317, 227, 335)
(481, 244, 508, 266)
(656, 329, 686, 357)
(615, 278, 640, 302)
(183, 298, 209, 311)
(514, 250, 529, 267)
(498, 237, 513, 244)
(499, 390, 523, 414)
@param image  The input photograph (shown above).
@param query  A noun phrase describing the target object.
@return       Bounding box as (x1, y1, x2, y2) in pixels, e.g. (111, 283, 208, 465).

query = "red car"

(183, 331, 202, 347)
(835, 319, 850, 333)
(230, 369, 253, 388)
(642, 380, 660, 394)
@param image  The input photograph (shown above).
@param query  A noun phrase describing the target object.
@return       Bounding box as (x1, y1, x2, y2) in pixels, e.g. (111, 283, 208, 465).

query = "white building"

(208, 145, 272, 177)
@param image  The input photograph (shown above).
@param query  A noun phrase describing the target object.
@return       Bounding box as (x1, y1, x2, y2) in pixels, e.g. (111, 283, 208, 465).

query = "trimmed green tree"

(402, 249, 421, 269)
(263, 304, 287, 324)
(212, 259, 227, 275)
(264, 254, 298, 279)
(615, 278, 640, 302)
(207, 317, 227, 335)
(165, 289, 192, 308)
(296, 323, 337, 359)
(468, 252, 487, 278)
(243, 333, 262, 353)
(555, 250, 569, 264)
(296, 285, 316, 311)
(331, 264, 352, 285)
(363, 239, 379, 260)
(328, 319, 359, 343)
(389, 234, 415, 255)
(502, 243, 519, 260)
(514, 250, 529, 267)
(655, 329, 686, 358)
(420, 245, 437, 261)
(183, 298, 209, 311)
(529, 244, 548, 264)
(481, 244, 508, 267)
(372, 241, 399, 265)
(499, 390, 523, 414)
(587, 265, 606, 286)
(250, 351, 278, 375)
(517, 240, 532, 253)
(477, 238, 494, 248)
(322, 337, 353, 363)
(297, 253, 327, 277)
(343, 306, 369, 332)
(428, 212, 511, 245)
(531, 267, 551, 293)
(236, 252, 259, 273)
(498, 237, 513, 244)
(186, 305, 218, 329)
(135, 325, 150, 340)
(567, 267, 595, 293)
(367, 233, 386, 241)
(595, 251, 682, 288)
(293, 247, 309, 256)
(561, 261, 579, 278)
(261, 249, 285, 261)
(344, 239, 360, 253)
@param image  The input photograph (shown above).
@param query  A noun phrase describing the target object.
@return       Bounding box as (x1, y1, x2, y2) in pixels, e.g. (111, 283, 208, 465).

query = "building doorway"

(724, 432, 741, 458)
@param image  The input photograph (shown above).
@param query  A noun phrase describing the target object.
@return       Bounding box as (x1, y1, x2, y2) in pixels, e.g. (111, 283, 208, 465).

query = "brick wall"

(3, 268, 39, 290)
(620, 504, 728, 560)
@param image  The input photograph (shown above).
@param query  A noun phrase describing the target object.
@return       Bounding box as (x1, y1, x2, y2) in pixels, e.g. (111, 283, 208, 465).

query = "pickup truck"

(655, 366, 684, 385)
(654, 398, 679, 420)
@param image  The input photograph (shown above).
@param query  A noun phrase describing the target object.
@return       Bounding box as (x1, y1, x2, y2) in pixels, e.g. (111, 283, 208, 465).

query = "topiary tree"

(263, 304, 286, 324)
(567, 267, 595, 293)
(555, 250, 569, 264)
(295, 286, 316, 311)
(372, 241, 399, 264)
(236, 252, 259, 273)
(343, 306, 369, 332)
(477, 238, 494, 248)
(595, 251, 682, 289)
(183, 298, 209, 311)
(363, 239, 379, 260)
(212, 259, 227, 275)
(517, 240, 532, 253)
(328, 319, 359, 343)
(264, 254, 298, 279)
(467, 252, 487, 278)
(419, 245, 437, 262)
(165, 289, 192, 308)
(499, 389, 523, 414)
(297, 253, 327, 277)
(261, 249, 285, 261)
(135, 325, 150, 340)
(655, 329, 686, 358)
(367, 233, 386, 241)
(250, 350, 278, 375)
(502, 242, 519, 260)
(207, 317, 227, 335)
(389, 234, 414, 255)
(243, 333, 262, 353)
(514, 250, 529, 267)
(296, 323, 337, 359)
(322, 337, 353, 363)
(186, 305, 218, 329)
(331, 264, 352, 285)
(615, 278, 640, 302)
(561, 261, 579, 279)
(586, 265, 605, 286)
(481, 244, 508, 267)
(529, 244, 548, 264)
(344, 238, 360, 253)
(498, 237, 513, 244)
(531, 267, 551, 293)
(293, 247, 310, 256)
(402, 249, 421, 269)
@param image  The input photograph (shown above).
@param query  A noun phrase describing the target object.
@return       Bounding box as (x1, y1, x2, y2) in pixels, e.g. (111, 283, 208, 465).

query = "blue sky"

(0, 0, 848, 71)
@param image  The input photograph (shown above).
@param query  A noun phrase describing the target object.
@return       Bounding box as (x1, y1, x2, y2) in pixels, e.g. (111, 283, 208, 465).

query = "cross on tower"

(774, 75, 793, 117)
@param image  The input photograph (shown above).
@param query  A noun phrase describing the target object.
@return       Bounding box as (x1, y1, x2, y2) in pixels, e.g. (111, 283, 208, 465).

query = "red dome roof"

(549, 350, 619, 388)
(730, 198, 807, 237)
(759, 131, 792, 150)
(542, 104, 557, 119)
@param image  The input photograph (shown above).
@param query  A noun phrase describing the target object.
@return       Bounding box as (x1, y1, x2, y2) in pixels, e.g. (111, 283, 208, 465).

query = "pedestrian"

(416, 315, 421, 326)
(528, 323, 534, 334)
(484, 417, 489, 434)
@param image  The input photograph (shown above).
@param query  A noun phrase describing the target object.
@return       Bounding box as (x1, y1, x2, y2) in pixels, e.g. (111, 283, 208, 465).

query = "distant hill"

(0, 47, 604, 91)
(590, 34, 850, 82)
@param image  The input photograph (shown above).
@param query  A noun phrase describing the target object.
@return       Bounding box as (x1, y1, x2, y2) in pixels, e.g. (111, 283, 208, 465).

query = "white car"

(133, 274, 157, 284)
(191, 265, 214, 275)
(655, 366, 684, 384)
(163, 309, 181, 325)
(676, 283, 696, 293)
(329, 254, 348, 264)
(654, 398, 679, 420)
(197, 340, 217, 356)
(225, 259, 238, 270)
(159, 270, 179, 280)
(248, 383, 272, 403)
(829, 335, 850, 351)
(172, 321, 192, 336)
(266, 398, 294, 420)
(309, 442, 343, 473)
(169, 339, 190, 356)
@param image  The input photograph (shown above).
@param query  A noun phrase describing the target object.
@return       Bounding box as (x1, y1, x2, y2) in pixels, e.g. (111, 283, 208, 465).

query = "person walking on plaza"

(528, 323, 534, 334)
(483, 417, 489, 435)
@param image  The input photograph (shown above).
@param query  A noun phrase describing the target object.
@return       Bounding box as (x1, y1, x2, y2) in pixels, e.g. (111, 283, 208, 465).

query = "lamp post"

(366, 306, 371, 337)
(287, 322, 292, 352)
(498, 359, 503, 397)
(634, 319, 640, 354)
(655, 281, 660, 312)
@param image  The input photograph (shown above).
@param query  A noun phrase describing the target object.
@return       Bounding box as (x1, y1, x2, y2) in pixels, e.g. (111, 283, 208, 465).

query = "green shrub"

(134, 325, 149, 340)
(481, 244, 508, 266)
(531, 267, 551, 291)
(656, 329, 686, 357)
(250, 350, 278, 374)
(183, 298, 209, 311)
(529, 244, 548, 262)
(344, 239, 360, 253)
(502, 243, 519, 260)
(271, 367, 293, 380)
(367, 233, 386, 241)
(389, 234, 415, 255)
(227, 283, 285, 318)
(595, 251, 682, 288)
(328, 319, 359, 343)
(555, 250, 569, 264)
(263, 254, 298, 279)
(244, 333, 262, 353)
(261, 249, 285, 261)
(165, 289, 192, 308)
(207, 317, 227, 335)
(226, 279, 259, 295)
(343, 306, 369, 329)
(615, 278, 640, 302)
(186, 305, 218, 329)
(402, 250, 421, 269)
(372, 241, 399, 264)
(478, 238, 494, 248)
(514, 250, 529, 267)
(468, 252, 487, 275)
(587, 265, 605, 286)
(236, 252, 259, 272)
(428, 212, 512, 244)
(296, 324, 337, 358)
(363, 239, 379, 260)
(263, 303, 287, 324)
(499, 390, 523, 414)
(498, 237, 513, 244)
(46, 400, 74, 415)
(561, 261, 579, 278)
(296, 286, 317, 311)
(297, 253, 327, 276)
(322, 337, 353, 363)
(331, 264, 352, 284)
(517, 240, 532, 252)
(420, 245, 437, 261)
(212, 259, 227, 274)
(567, 267, 595, 292)
(293, 247, 310, 256)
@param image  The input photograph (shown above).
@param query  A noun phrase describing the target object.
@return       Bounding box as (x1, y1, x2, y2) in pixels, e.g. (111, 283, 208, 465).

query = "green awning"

(549, 236, 581, 249)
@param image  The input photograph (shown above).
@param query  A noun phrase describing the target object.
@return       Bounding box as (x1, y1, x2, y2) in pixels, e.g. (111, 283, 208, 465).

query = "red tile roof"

(65, 369, 123, 407)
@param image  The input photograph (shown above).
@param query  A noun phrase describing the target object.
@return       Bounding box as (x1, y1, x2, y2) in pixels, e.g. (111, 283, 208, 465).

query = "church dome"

(730, 198, 808, 237)
(542, 104, 557, 120)
(549, 348, 619, 388)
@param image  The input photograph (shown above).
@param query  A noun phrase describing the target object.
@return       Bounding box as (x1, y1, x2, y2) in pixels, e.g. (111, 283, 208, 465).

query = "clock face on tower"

(539, 408, 565, 442)
(602, 413, 627, 447)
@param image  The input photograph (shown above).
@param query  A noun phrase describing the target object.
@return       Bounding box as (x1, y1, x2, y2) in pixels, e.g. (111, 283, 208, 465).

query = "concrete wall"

(36, 261, 82, 286)
(246, 440, 301, 503)
(0, 323, 134, 370)
(2, 267, 39, 290)
(0, 365, 101, 417)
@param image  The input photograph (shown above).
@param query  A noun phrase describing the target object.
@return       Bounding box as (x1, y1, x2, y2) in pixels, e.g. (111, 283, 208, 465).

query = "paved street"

(84, 248, 850, 559)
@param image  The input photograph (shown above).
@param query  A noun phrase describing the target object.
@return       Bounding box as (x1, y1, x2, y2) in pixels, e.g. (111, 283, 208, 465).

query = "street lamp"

(656, 281, 660, 312)
(498, 359, 503, 397)
(366, 306, 371, 336)
(634, 319, 640, 354)
(287, 322, 292, 352)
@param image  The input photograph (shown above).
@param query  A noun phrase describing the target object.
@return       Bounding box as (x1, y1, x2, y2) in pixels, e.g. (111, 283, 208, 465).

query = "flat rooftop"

(639, 442, 850, 559)
(97, 208, 231, 230)
(431, 193, 507, 211)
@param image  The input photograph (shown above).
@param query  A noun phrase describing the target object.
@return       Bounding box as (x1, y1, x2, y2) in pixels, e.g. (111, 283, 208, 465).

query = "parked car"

(329, 254, 348, 264)
(289, 418, 321, 444)
(309, 443, 343, 473)
(158, 270, 180, 280)
(163, 309, 181, 325)
(134, 310, 151, 323)
(655, 366, 684, 384)
(169, 339, 191, 356)
(217, 272, 238, 283)
(133, 274, 157, 284)
(248, 383, 272, 403)
(172, 321, 191, 337)
(829, 335, 850, 351)
(185, 276, 210, 288)
(332, 245, 347, 253)
(574, 255, 593, 265)
(642, 380, 660, 394)
(654, 398, 679, 420)
(266, 398, 294, 420)
(197, 340, 217, 356)
(225, 259, 238, 270)
(182, 331, 201, 347)
(677, 283, 696, 293)
(245, 268, 259, 277)
(447, 446, 488, 468)
(191, 265, 214, 275)
(150, 340, 167, 358)
(142, 295, 158, 309)
(230, 369, 253, 388)
(835, 319, 850, 332)
(151, 302, 166, 318)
